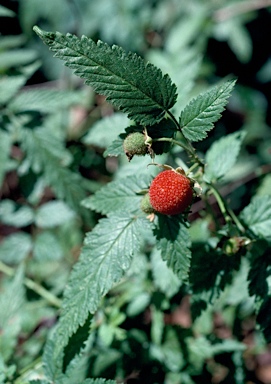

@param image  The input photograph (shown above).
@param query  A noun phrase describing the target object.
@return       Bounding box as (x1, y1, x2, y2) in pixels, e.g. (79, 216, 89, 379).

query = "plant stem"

(0, 261, 62, 308)
(152, 136, 205, 168)
(207, 184, 245, 233)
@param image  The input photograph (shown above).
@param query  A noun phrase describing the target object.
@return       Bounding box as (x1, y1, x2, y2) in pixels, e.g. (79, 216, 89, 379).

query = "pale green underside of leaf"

(240, 195, 271, 238)
(33, 26, 177, 126)
(82, 173, 152, 215)
(204, 131, 246, 182)
(155, 216, 191, 281)
(9, 88, 87, 113)
(180, 79, 236, 142)
(0, 75, 26, 105)
(83, 112, 130, 148)
(54, 212, 151, 352)
(103, 137, 124, 157)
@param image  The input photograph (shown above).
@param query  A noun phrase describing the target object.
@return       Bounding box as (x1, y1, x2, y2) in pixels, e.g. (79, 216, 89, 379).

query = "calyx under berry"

(140, 193, 155, 214)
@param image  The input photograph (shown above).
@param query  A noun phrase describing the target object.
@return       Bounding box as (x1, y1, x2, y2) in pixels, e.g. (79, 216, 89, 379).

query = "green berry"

(140, 193, 155, 214)
(123, 132, 148, 161)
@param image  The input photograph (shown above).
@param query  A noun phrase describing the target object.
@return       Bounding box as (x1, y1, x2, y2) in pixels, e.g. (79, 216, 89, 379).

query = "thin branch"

(0, 261, 62, 308)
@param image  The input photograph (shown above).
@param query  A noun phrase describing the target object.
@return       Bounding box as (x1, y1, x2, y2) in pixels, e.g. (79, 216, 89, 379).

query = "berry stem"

(152, 137, 204, 168)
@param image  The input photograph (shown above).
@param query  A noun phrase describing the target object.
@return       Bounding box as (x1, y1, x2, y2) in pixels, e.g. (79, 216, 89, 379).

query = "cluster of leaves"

(1, 1, 271, 384)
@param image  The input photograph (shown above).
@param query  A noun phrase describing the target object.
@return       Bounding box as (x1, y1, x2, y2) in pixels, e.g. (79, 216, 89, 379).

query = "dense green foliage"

(1, 1, 271, 383)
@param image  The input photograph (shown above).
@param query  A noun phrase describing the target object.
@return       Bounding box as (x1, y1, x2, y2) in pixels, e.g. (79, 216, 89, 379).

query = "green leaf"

(0, 75, 26, 105)
(190, 244, 241, 295)
(103, 137, 124, 157)
(82, 173, 152, 215)
(257, 296, 271, 343)
(0, 265, 25, 361)
(20, 128, 87, 214)
(82, 378, 117, 384)
(0, 233, 32, 264)
(0, 49, 38, 70)
(33, 27, 177, 126)
(248, 246, 269, 301)
(83, 113, 130, 148)
(0, 131, 12, 187)
(0, 199, 34, 227)
(35, 201, 75, 228)
(204, 131, 246, 182)
(180, 79, 236, 142)
(0, 5, 15, 17)
(240, 195, 271, 238)
(154, 216, 191, 281)
(150, 248, 181, 298)
(9, 88, 86, 113)
(63, 314, 92, 373)
(33, 231, 63, 262)
(54, 212, 148, 353)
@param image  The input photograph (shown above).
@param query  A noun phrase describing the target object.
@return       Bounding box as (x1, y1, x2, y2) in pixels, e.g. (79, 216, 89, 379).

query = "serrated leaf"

(34, 27, 177, 125)
(63, 314, 92, 373)
(190, 244, 241, 295)
(35, 201, 75, 228)
(83, 113, 130, 148)
(180, 79, 236, 141)
(257, 296, 271, 343)
(154, 216, 191, 281)
(54, 212, 149, 353)
(151, 248, 181, 298)
(82, 173, 151, 215)
(240, 195, 271, 238)
(204, 131, 246, 182)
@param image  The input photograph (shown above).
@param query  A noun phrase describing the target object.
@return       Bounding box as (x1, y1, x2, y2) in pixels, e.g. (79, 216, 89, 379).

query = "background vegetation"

(0, 1, 271, 383)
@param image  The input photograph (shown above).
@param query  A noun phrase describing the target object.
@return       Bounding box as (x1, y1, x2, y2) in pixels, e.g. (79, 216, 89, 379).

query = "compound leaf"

(54, 212, 149, 353)
(204, 131, 246, 182)
(180, 79, 236, 141)
(34, 27, 177, 126)
(154, 216, 191, 281)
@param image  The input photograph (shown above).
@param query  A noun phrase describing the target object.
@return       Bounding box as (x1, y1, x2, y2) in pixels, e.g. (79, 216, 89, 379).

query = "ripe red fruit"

(149, 170, 193, 215)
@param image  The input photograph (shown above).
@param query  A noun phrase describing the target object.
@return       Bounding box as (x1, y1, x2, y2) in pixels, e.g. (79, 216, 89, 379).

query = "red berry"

(149, 170, 193, 215)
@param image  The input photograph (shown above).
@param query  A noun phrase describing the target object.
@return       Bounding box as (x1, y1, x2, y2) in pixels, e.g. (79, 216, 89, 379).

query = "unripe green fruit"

(140, 193, 155, 214)
(123, 132, 148, 161)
